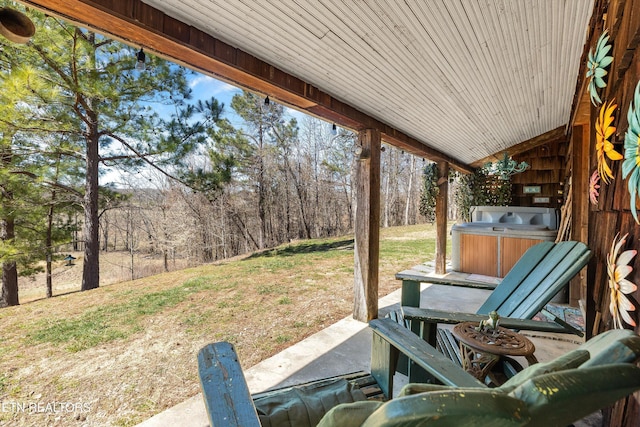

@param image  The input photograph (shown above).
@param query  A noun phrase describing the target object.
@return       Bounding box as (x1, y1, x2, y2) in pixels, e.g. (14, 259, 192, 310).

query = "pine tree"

(0, 6, 239, 295)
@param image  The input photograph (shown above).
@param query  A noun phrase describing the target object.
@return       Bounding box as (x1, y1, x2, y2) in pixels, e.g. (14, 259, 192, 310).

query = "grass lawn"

(0, 223, 447, 426)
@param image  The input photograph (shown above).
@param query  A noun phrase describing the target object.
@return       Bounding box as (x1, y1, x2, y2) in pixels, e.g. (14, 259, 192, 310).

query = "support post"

(571, 126, 589, 307)
(435, 161, 449, 274)
(354, 129, 381, 322)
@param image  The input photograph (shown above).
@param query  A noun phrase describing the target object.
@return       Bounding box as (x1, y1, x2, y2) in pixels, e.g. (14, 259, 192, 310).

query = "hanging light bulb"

(136, 48, 146, 71)
(264, 96, 270, 105)
(331, 123, 337, 136)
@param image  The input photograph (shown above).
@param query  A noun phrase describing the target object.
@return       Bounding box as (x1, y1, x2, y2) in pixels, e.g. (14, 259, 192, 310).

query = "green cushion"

(497, 349, 589, 392)
(398, 383, 454, 396)
(579, 329, 640, 367)
(316, 401, 383, 427)
(361, 390, 529, 427)
(254, 378, 367, 427)
(508, 364, 640, 427)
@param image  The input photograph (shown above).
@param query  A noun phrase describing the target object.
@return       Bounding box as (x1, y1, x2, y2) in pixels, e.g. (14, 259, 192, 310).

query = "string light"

(136, 48, 146, 71)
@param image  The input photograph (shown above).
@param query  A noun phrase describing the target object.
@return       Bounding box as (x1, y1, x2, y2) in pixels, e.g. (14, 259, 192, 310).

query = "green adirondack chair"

(198, 320, 640, 427)
(398, 241, 591, 349)
(318, 364, 640, 427)
(394, 241, 590, 382)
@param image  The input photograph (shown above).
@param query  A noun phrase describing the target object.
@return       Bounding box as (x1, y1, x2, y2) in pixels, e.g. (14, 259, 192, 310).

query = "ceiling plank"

(19, 0, 474, 172)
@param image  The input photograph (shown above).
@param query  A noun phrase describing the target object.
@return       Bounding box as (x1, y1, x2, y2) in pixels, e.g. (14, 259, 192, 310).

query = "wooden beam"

(435, 161, 449, 274)
(353, 129, 381, 322)
(19, 0, 474, 174)
(570, 125, 590, 308)
(470, 126, 567, 169)
(566, 0, 606, 131)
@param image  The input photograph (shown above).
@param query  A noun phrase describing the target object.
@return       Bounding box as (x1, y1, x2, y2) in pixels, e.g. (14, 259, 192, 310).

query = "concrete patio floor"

(137, 281, 595, 427)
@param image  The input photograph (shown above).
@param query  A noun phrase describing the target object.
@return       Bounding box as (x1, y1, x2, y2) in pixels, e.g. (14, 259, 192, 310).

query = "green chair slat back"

(510, 363, 640, 427)
(476, 241, 591, 318)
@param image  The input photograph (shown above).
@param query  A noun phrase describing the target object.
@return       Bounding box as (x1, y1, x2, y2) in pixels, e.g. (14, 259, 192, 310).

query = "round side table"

(452, 321, 538, 385)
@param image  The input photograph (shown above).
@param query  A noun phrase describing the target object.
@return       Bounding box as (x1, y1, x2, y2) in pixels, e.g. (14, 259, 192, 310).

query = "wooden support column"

(571, 125, 589, 308)
(435, 161, 449, 274)
(354, 129, 381, 322)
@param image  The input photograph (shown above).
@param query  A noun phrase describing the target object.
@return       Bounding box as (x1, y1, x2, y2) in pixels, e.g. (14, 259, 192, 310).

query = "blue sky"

(187, 74, 242, 125)
(187, 72, 309, 126)
(100, 70, 313, 187)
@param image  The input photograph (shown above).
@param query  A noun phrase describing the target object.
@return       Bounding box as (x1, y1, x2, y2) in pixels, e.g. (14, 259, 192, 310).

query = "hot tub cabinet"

(452, 207, 558, 278)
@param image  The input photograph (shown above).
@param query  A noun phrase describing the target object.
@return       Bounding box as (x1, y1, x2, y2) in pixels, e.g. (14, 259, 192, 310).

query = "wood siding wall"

(582, 0, 640, 425)
(510, 141, 569, 209)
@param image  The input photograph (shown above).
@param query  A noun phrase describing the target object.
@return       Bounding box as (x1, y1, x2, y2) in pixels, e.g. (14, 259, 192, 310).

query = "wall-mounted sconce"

(264, 96, 270, 105)
(355, 144, 370, 160)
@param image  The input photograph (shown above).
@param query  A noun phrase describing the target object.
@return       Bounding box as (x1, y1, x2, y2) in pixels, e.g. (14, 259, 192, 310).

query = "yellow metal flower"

(607, 233, 638, 329)
(595, 100, 622, 184)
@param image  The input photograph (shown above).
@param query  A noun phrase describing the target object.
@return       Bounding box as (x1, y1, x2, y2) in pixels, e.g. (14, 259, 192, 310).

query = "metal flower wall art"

(595, 100, 622, 184)
(623, 81, 640, 223)
(589, 170, 601, 205)
(607, 233, 638, 329)
(587, 30, 613, 106)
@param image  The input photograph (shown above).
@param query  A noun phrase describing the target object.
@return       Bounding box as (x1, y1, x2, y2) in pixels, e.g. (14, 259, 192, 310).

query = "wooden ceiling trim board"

(567, 0, 599, 130)
(265, 0, 329, 40)
(469, 126, 567, 169)
(489, 2, 523, 142)
(504, 2, 526, 130)
(496, 2, 520, 141)
(560, 3, 580, 126)
(410, 2, 466, 95)
(424, 4, 495, 153)
(465, 1, 511, 146)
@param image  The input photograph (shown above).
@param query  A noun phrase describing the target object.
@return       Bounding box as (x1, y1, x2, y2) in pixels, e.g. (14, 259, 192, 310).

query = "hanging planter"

(595, 100, 622, 184)
(623, 81, 640, 223)
(589, 170, 601, 205)
(607, 233, 638, 329)
(586, 30, 613, 107)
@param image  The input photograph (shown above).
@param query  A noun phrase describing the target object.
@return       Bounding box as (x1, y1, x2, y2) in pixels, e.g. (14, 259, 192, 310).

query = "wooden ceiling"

(19, 0, 594, 171)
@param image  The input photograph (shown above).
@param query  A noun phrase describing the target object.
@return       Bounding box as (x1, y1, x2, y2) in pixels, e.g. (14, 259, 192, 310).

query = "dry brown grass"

(0, 224, 439, 426)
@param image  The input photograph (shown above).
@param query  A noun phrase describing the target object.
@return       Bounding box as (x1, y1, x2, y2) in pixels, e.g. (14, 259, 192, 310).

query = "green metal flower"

(586, 30, 613, 106)
(622, 80, 640, 223)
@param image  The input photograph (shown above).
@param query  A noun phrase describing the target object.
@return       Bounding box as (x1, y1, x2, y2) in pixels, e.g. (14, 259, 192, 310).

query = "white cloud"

(189, 75, 238, 96)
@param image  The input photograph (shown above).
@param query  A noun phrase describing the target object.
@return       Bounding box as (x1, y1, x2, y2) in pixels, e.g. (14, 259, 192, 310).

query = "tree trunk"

(404, 156, 415, 225)
(46, 190, 56, 298)
(0, 142, 18, 306)
(82, 121, 100, 290)
(0, 216, 18, 306)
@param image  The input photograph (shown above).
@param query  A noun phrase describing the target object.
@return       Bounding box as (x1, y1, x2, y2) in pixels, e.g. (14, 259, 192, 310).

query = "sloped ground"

(0, 224, 439, 426)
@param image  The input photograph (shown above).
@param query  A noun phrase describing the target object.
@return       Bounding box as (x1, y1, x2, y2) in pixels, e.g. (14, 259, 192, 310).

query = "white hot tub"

(452, 206, 558, 278)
